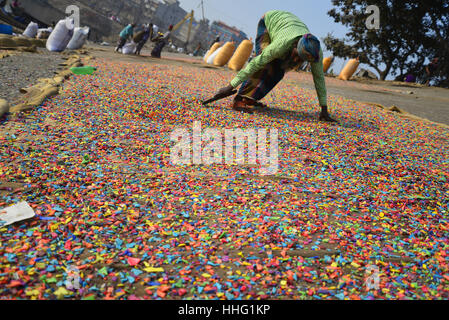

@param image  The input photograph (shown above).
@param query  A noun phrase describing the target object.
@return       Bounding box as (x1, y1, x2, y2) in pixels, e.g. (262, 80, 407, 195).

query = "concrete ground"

(314, 79, 449, 127)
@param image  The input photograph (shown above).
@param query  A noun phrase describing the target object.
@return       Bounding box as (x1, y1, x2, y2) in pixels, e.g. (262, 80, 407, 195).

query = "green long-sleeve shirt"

(230, 10, 327, 106)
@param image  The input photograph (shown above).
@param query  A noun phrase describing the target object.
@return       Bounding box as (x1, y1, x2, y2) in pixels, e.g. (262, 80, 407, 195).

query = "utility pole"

(200, 0, 205, 21)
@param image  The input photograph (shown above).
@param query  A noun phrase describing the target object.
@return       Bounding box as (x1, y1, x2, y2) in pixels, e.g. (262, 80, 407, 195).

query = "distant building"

(17, 0, 247, 52)
(153, 0, 187, 30)
(209, 21, 248, 45)
(151, 0, 210, 52)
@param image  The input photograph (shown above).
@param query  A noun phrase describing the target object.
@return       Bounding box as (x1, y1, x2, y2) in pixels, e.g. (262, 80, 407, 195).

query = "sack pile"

(67, 26, 89, 50)
(22, 22, 39, 38)
(46, 18, 74, 52)
(122, 41, 137, 55)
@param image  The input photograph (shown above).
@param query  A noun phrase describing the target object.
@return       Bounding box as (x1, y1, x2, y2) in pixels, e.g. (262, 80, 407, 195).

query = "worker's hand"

(215, 84, 235, 97)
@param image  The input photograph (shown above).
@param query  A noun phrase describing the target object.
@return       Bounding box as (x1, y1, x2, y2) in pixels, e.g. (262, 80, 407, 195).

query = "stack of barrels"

(204, 39, 254, 71)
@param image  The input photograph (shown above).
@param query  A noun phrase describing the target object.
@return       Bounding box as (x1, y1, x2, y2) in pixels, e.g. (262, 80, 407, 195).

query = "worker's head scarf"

(168, 25, 174, 31)
(297, 34, 321, 63)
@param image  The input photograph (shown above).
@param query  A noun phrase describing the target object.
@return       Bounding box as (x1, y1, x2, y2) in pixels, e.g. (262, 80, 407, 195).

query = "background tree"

(419, 1, 449, 87)
(324, 0, 449, 86)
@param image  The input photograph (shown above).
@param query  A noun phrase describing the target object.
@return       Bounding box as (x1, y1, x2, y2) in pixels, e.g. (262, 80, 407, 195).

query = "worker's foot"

(232, 99, 255, 113)
(235, 95, 268, 110)
(249, 99, 268, 109)
(319, 112, 338, 123)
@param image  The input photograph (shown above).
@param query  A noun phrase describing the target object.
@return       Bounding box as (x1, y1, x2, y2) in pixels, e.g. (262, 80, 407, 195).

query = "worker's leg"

(237, 59, 285, 102)
(115, 37, 126, 51)
(119, 37, 127, 48)
(135, 41, 144, 55)
(254, 17, 270, 55)
(233, 15, 274, 108)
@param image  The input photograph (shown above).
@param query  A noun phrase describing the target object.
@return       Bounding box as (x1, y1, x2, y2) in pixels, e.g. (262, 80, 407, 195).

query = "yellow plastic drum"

(0, 99, 9, 118)
(213, 42, 235, 66)
(338, 59, 360, 81)
(228, 40, 253, 71)
(323, 56, 334, 73)
(204, 42, 222, 63)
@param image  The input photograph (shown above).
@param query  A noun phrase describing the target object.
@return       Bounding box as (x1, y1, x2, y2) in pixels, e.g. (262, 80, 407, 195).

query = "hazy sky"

(178, 0, 348, 39)
(177, 0, 351, 70)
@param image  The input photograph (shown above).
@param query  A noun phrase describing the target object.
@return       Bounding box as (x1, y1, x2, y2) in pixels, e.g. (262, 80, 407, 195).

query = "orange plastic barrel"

(204, 42, 222, 63)
(323, 56, 334, 73)
(213, 42, 235, 66)
(228, 40, 253, 71)
(338, 58, 360, 80)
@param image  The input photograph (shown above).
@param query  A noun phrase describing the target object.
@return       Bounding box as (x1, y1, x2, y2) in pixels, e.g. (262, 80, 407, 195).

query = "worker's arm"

(230, 40, 290, 88)
(151, 33, 160, 42)
(310, 49, 327, 107)
(310, 49, 337, 122)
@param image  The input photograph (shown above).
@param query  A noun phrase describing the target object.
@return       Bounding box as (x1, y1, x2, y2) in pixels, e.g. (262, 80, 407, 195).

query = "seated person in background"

(424, 57, 439, 86)
(404, 74, 416, 83)
(2, 0, 13, 14)
(2, 0, 25, 23)
(11, 0, 24, 16)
